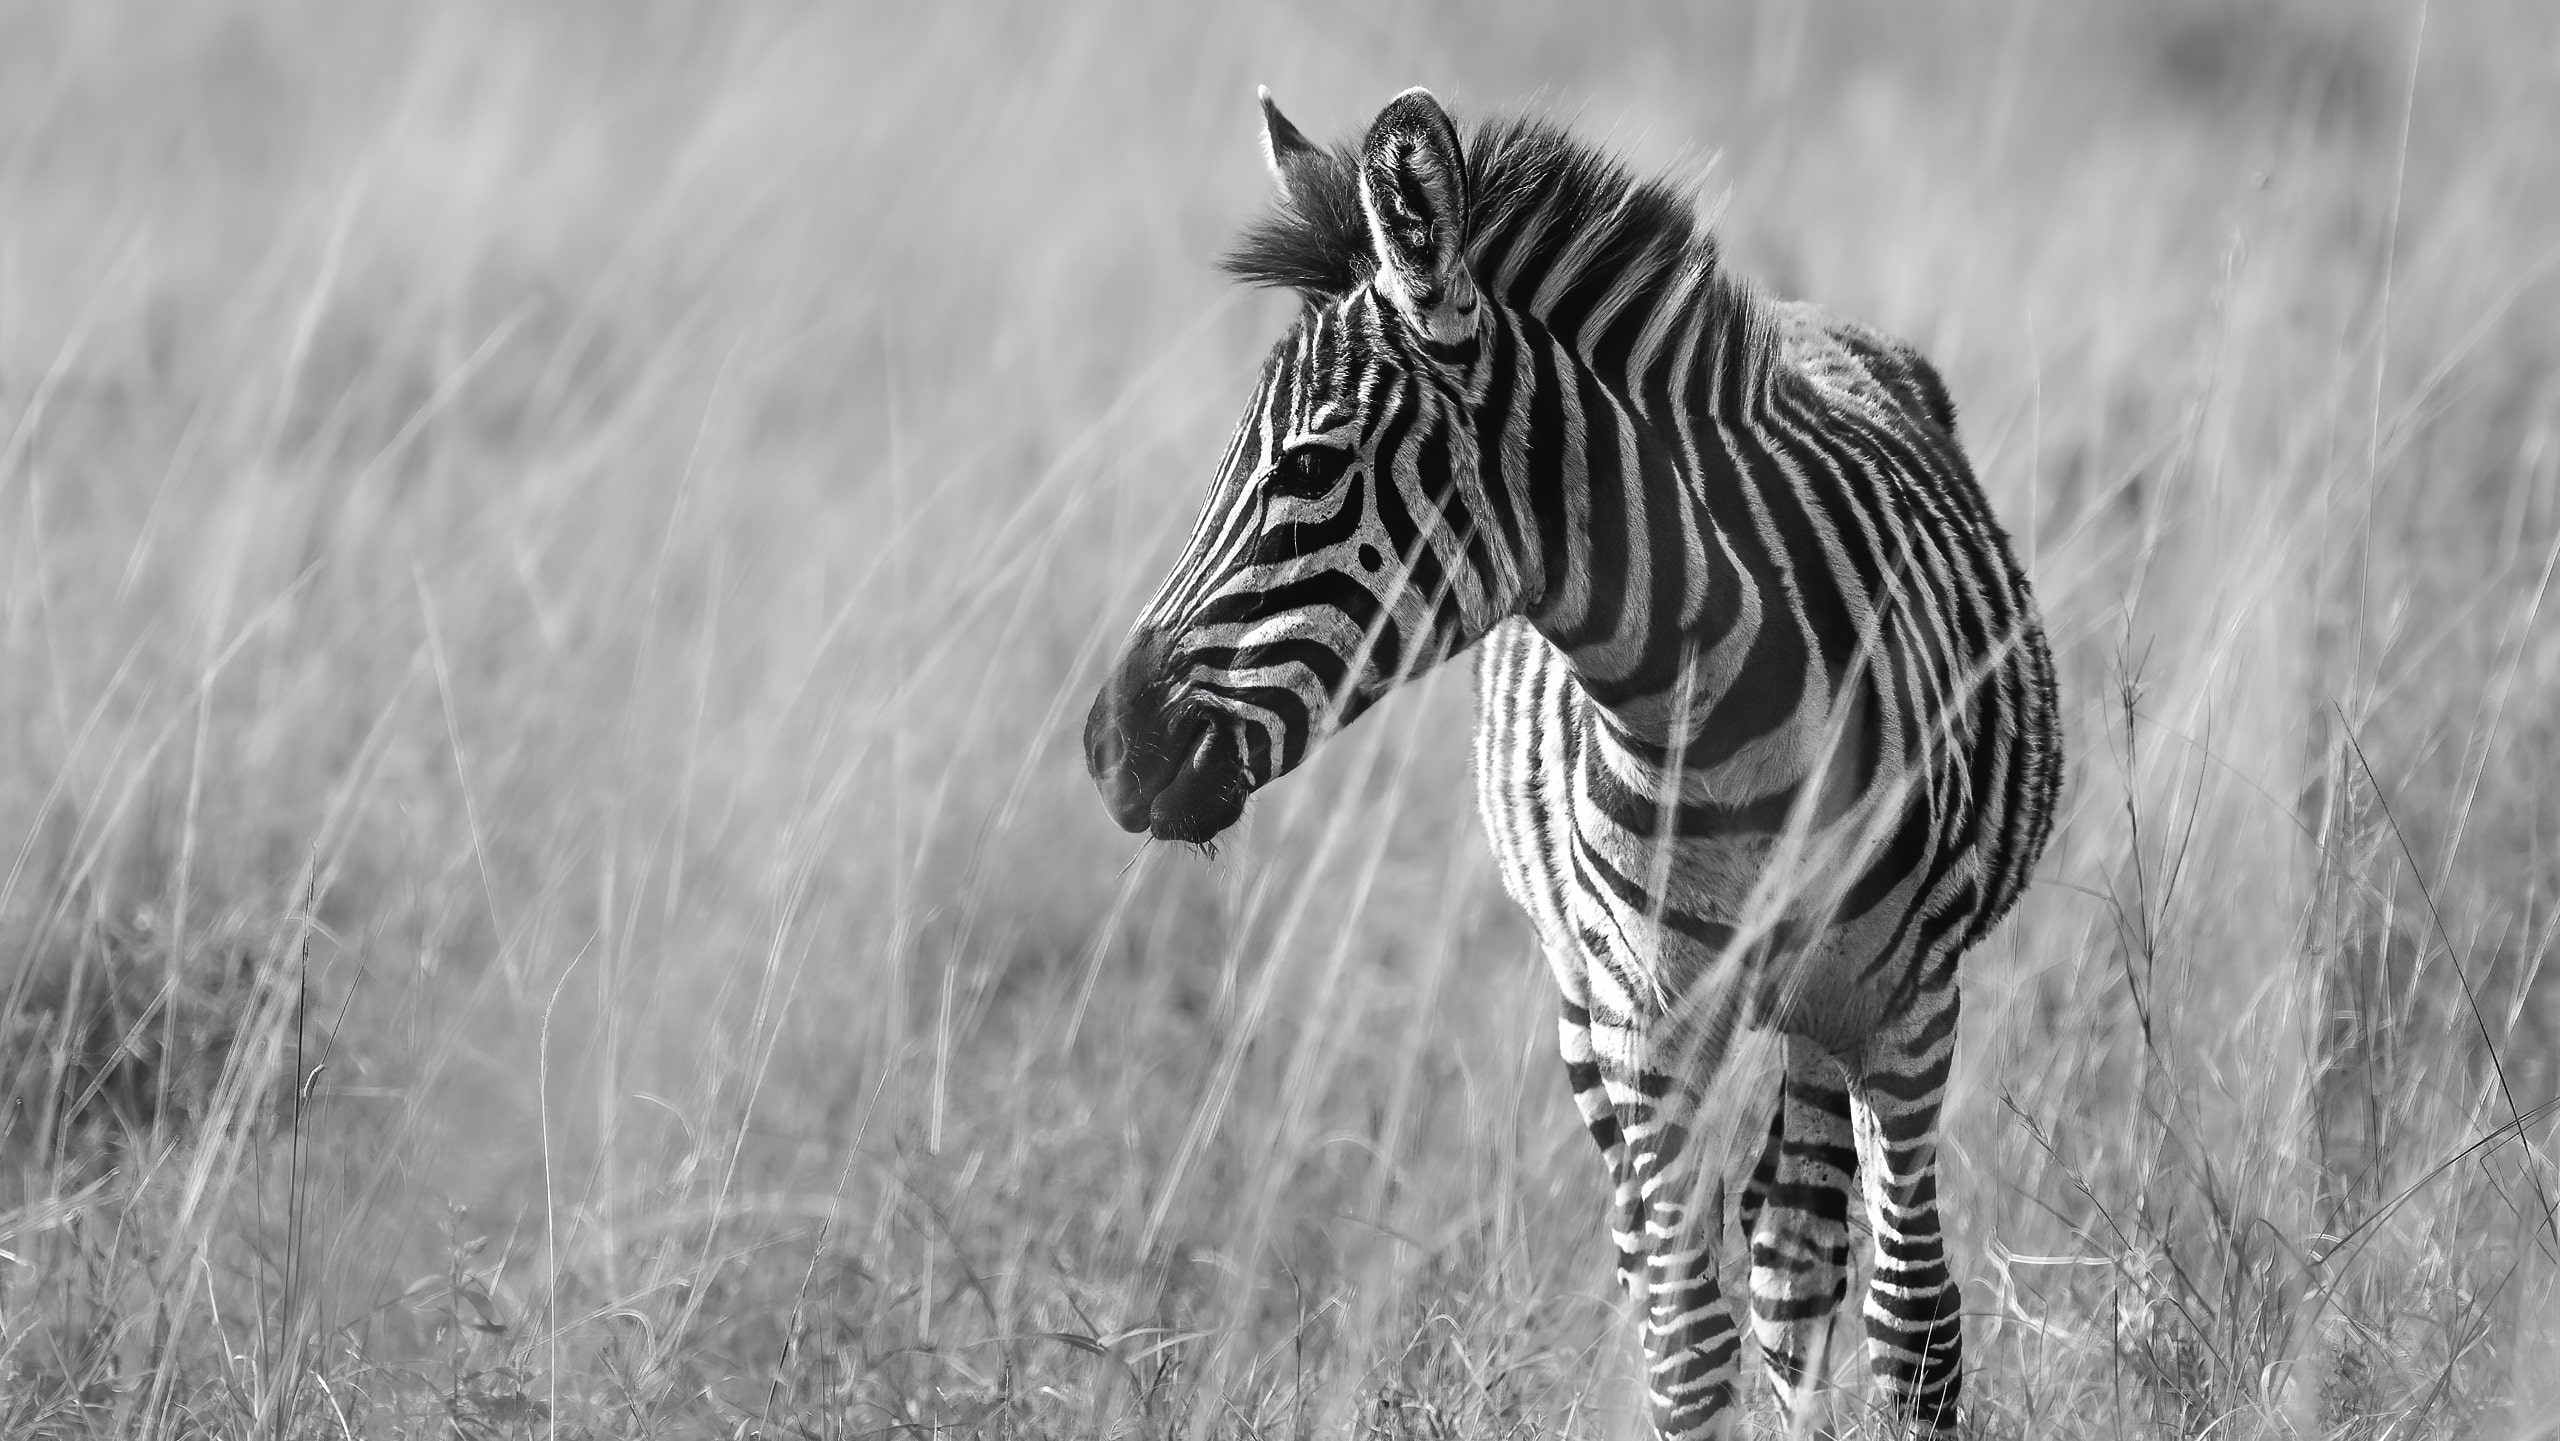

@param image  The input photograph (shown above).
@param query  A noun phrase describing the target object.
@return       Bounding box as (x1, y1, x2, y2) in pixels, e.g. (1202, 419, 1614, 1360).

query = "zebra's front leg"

(1745, 1036, 1857, 1426)
(1557, 989, 1646, 1300)
(1621, 1066, 1743, 1439)
(1851, 1004, 1963, 1435)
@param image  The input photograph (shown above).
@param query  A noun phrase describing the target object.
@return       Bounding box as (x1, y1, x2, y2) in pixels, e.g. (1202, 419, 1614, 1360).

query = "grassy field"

(5, 1, 2559, 1435)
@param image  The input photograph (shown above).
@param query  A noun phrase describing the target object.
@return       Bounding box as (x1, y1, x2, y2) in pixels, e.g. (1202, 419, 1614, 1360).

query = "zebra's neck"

(1478, 268, 1785, 760)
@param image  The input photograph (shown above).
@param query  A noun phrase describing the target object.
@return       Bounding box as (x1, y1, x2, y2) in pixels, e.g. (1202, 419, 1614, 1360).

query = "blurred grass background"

(3, 1, 2559, 1435)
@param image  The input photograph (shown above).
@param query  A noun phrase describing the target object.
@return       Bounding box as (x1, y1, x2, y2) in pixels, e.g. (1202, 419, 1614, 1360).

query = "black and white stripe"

(1085, 88, 2062, 1439)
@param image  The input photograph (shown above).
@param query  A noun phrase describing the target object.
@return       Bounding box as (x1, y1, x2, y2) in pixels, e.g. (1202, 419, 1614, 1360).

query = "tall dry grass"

(3, 1, 2558, 1436)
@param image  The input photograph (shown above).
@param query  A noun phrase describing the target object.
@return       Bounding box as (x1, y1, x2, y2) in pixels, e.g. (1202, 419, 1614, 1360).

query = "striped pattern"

(1085, 89, 2061, 1439)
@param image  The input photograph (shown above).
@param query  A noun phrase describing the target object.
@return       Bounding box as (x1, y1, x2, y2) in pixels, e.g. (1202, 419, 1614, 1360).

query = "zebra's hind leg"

(1557, 992, 1646, 1300)
(1747, 1037, 1857, 1427)
(1851, 1004, 1963, 1435)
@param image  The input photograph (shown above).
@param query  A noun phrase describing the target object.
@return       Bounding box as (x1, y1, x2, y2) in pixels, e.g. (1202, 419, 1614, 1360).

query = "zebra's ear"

(1358, 87, 1478, 348)
(1257, 87, 1326, 205)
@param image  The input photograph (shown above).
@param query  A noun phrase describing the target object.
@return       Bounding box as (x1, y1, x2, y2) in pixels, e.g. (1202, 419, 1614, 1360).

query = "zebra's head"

(1085, 87, 1522, 844)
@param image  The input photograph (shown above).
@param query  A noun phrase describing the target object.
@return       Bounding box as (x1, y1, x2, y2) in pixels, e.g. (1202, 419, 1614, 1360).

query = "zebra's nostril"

(1081, 681, 1131, 781)
(1358, 543, 1383, 573)
(1084, 704, 1169, 834)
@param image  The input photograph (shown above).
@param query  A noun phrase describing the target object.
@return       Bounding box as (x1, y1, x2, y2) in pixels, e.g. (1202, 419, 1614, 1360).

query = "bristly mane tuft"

(1220, 114, 1711, 313)
(1222, 137, 1376, 296)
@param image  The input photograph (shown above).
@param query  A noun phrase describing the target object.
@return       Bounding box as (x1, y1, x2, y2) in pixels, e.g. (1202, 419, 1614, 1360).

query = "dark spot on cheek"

(1358, 543, 1383, 573)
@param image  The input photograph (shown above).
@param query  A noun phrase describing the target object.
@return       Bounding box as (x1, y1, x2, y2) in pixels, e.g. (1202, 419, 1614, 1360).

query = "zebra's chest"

(1471, 619, 1909, 1050)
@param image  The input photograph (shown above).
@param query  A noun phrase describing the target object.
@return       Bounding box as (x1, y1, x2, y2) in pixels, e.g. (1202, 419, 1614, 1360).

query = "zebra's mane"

(1222, 115, 1723, 331)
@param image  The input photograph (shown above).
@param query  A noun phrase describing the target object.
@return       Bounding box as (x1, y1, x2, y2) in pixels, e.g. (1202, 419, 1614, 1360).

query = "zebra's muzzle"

(1088, 709, 1251, 844)
(1085, 633, 1253, 843)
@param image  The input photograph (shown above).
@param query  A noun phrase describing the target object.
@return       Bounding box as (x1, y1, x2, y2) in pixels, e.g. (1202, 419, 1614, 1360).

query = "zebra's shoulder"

(1770, 302, 1960, 444)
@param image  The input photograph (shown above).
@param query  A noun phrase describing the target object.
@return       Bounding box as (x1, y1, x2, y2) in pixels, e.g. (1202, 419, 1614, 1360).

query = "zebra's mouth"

(1141, 716, 1251, 844)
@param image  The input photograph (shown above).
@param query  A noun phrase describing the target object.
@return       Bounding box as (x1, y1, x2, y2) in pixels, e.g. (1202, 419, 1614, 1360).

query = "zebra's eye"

(1266, 445, 1351, 500)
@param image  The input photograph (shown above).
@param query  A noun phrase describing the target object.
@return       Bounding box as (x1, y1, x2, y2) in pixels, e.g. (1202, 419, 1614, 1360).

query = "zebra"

(1082, 87, 2061, 1439)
